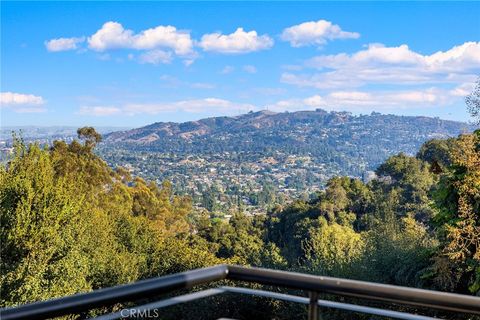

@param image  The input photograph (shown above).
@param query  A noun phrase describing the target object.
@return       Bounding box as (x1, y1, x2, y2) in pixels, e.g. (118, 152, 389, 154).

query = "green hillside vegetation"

(1, 127, 479, 319)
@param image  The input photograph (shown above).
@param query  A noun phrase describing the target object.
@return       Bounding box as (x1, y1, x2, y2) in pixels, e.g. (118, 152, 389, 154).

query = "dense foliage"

(0, 130, 221, 308)
(1, 127, 479, 319)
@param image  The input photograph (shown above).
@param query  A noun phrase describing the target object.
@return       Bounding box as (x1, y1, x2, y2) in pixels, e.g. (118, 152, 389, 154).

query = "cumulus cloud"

(45, 37, 85, 52)
(138, 50, 173, 64)
(199, 28, 274, 54)
(0, 92, 46, 113)
(88, 21, 194, 55)
(308, 42, 480, 71)
(88, 22, 132, 51)
(47, 22, 274, 64)
(77, 106, 122, 116)
(265, 87, 465, 113)
(284, 42, 480, 89)
(281, 20, 359, 47)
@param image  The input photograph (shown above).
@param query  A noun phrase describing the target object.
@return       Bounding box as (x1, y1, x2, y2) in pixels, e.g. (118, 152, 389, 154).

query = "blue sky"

(1, 1, 479, 127)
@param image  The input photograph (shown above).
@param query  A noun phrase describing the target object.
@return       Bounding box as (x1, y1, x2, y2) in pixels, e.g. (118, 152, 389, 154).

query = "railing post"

(308, 291, 319, 320)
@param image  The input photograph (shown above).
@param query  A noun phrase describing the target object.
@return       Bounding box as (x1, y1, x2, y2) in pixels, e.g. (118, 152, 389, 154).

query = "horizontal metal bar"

(2, 264, 480, 320)
(223, 286, 308, 304)
(93, 286, 439, 320)
(93, 288, 226, 320)
(316, 298, 437, 320)
(226, 265, 480, 315)
(221, 286, 438, 320)
(0, 264, 229, 320)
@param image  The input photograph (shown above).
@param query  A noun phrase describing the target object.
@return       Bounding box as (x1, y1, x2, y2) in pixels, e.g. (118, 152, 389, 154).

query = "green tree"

(360, 216, 437, 287)
(375, 153, 436, 223)
(302, 218, 365, 278)
(0, 131, 220, 308)
(0, 142, 90, 305)
(417, 138, 458, 172)
(432, 132, 480, 294)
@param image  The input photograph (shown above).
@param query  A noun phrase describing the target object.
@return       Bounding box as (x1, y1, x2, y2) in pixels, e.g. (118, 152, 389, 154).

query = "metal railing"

(1, 264, 479, 320)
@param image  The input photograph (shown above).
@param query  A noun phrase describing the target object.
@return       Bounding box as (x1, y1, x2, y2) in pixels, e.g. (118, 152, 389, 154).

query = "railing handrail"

(0, 265, 229, 320)
(1, 264, 479, 320)
(227, 265, 480, 314)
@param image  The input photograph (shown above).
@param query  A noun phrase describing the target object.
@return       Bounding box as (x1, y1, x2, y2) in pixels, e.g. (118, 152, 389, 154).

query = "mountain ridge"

(105, 109, 474, 144)
(99, 108, 477, 206)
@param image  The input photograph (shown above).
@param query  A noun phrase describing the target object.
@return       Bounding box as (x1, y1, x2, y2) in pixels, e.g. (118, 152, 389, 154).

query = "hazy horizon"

(1, 107, 478, 131)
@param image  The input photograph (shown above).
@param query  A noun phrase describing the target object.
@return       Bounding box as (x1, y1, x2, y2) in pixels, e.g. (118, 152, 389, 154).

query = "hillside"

(104, 109, 474, 168)
(99, 109, 477, 213)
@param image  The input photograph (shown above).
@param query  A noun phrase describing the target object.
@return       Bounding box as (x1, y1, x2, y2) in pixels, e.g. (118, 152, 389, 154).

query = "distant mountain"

(105, 109, 475, 159)
(101, 109, 477, 202)
(106, 110, 282, 143)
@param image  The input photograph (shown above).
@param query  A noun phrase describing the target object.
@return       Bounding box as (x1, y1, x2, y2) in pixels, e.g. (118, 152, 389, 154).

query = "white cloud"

(199, 28, 274, 54)
(48, 22, 273, 64)
(78, 98, 255, 116)
(88, 22, 132, 51)
(133, 25, 193, 55)
(243, 65, 257, 74)
(265, 87, 463, 113)
(284, 42, 480, 89)
(0, 92, 46, 113)
(78, 106, 122, 116)
(0, 92, 44, 105)
(124, 98, 254, 114)
(308, 42, 480, 71)
(450, 82, 476, 97)
(281, 20, 359, 47)
(87, 21, 194, 55)
(138, 50, 173, 65)
(45, 37, 85, 52)
(325, 89, 443, 108)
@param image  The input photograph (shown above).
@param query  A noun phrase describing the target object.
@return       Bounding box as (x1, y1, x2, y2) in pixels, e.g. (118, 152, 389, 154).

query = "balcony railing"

(1, 264, 479, 320)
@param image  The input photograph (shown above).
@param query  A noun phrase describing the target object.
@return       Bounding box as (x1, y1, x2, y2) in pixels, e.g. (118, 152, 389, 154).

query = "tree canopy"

(1, 127, 479, 319)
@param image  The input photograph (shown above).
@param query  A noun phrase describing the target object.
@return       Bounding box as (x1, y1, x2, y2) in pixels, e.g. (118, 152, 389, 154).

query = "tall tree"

(432, 131, 480, 294)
